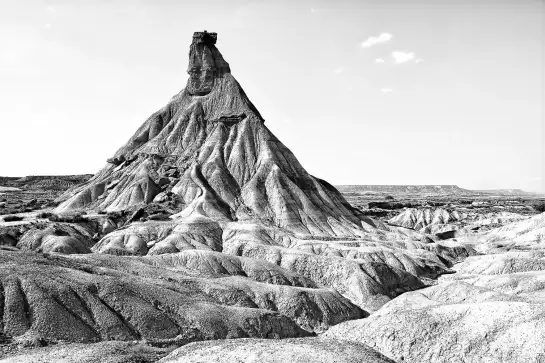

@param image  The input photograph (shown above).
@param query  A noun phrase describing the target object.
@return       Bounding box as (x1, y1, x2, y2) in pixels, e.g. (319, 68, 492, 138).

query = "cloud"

(391, 51, 424, 64)
(380, 88, 393, 94)
(361, 33, 392, 48)
(392, 51, 415, 64)
(333, 66, 344, 74)
(375, 58, 385, 63)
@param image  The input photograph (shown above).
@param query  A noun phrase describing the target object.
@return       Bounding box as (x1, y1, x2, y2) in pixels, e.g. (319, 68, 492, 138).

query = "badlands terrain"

(1, 31, 545, 362)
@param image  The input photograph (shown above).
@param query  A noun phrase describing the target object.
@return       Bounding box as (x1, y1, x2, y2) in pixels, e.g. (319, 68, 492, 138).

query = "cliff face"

(187, 31, 230, 96)
(55, 31, 365, 238)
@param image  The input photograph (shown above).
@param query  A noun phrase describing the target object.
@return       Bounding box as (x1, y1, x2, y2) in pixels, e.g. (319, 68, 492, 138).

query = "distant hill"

(475, 189, 542, 196)
(336, 185, 477, 196)
(0, 175, 93, 191)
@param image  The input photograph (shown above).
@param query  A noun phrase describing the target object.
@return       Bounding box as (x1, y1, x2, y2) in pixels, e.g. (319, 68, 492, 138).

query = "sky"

(0, 0, 543, 192)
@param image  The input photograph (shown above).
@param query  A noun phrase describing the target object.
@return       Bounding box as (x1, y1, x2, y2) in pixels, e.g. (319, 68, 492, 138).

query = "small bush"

(368, 201, 404, 210)
(2, 215, 23, 222)
(532, 201, 545, 213)
(48, 213, 86, 223)
(384, 195, 395, 200)
(36, 212, 53, 219)
(107, 211, 126, 219)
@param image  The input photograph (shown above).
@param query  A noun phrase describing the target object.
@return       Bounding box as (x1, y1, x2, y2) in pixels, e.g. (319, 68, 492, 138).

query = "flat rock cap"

(192, 30, 217, 45)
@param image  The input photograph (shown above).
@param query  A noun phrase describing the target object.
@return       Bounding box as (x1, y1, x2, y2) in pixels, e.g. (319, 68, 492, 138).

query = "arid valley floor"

(1, 31, 545, 363)
(1, 174, 544, 362)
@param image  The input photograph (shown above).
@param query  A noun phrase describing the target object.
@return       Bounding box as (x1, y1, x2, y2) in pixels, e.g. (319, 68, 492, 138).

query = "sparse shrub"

(0, 332, 12, 344)
(532, 201, 545, 213)
(360, 209, 390, 217)
(107, 210, 125, 219)
(2, 215, 23, 222)
(36, 212, 53, 219)
(426, 201, 446, 207)
(368, 201, 400, 209)
(48, 212, 86, 223)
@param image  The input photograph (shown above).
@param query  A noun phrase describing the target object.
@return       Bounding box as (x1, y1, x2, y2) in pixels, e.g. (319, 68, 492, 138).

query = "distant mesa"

(336, 185, 540, 196)
(337, 184, 477, 196)
(475, 188, 542, 196)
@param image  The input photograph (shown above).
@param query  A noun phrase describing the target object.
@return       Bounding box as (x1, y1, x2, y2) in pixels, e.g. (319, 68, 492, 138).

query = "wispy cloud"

(375, 58, 385, 63)
(380, 88, 393, 94)
(392, 51, 415, 64)
(392, 51, 423, 64)
(361, 33, 392, 48)
(333, 66, 344, 74)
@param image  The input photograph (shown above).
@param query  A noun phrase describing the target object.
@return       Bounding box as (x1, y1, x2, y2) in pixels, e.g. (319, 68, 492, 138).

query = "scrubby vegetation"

(107, 210, 127, 219)
(2, 215, 23, 222)
(48, 212, 86, 223)
(532, 201, 545, 213)
(36, 211, 53, 219)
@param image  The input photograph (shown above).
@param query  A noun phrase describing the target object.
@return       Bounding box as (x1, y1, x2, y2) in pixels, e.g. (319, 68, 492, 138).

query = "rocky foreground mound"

(0, 248, 365, 343)
(320, 212, 545, 363)
(158, 337, 395, 363)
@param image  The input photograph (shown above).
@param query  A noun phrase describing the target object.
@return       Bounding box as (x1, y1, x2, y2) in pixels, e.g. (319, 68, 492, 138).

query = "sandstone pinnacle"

(55, 30, 367, 239)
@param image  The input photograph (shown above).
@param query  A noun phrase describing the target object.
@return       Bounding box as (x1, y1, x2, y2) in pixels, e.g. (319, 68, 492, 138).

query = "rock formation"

(0, 249, 363, 344)
(0, 341, 170, 363)
(158, 337, 396, 363)
(388, 208, 465, 231)
(0, 31, 486, 360)
(323, 249, 545, 363)
(47, 31, 463, 313)
(55, 30, 366, 240)
(318, 211, 545, 363)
